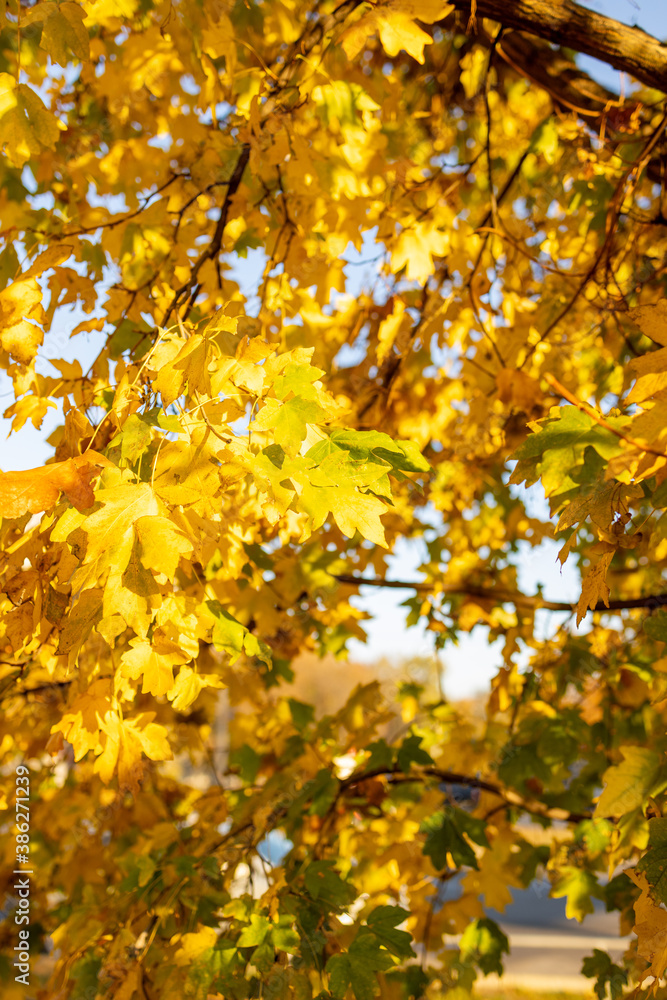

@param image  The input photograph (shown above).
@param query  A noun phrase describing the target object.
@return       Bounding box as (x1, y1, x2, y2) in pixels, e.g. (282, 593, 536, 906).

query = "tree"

(3, 0, 667, 995)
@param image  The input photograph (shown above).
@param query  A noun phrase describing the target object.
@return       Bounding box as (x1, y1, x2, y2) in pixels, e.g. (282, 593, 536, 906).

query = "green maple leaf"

(304, 861, 356, 909)
(109, 413, 153, 463)
(422, 809, 479, 870)
(551, 866, 601, 922)
(237, 914, 271, 947)
(581, 949, 628, 1000)
(396, 733, 434, 771)
(459, 918, 509, 976)
(365, 906, 415, 959)
(274, 397, 326, 454)
(327, 932, 394, 1000)
(510, 406, 624, 502)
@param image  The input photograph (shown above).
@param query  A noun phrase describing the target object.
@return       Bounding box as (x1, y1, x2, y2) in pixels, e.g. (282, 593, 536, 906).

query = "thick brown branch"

(449, 26, 667, 185)
(342, 766, 592, 823)
(499, 32, 615, 116)
(332, 573, 667, 613)
(450, 0, 667, 93)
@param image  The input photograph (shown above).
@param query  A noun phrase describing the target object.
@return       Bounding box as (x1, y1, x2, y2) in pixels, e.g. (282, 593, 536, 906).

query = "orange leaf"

(0, 450, 113, 519)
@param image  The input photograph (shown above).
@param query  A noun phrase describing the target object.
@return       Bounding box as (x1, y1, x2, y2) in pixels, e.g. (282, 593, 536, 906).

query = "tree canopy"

(3, 0, 667, 997)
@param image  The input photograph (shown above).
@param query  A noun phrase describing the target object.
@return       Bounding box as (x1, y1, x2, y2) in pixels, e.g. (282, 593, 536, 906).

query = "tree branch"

(450, 0, 667, 94)
(164, 145, 251, 324)
(450, 27, 667, 186)
(162, 0, 365, 327)
(332, 573, 667, 613)
(341, 766, 592, 823)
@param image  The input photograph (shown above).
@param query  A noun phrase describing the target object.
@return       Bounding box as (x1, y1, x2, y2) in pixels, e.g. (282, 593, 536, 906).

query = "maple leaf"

(21, 244, 75, 279)
(341, 1, 453, 64)
(575, 545, 614, 625)
(496, 368, 543, 412)
(51, 678, 114, 760)
(511, 407, 624, 502)
(120, 637, 190, 696)
(626, 343, 667, 405)
(300, 483, 388, 547)
(134, 514, 194, 579)
(459, 918, 509, 976)
(551, 867, 600, 922)
(153, 334, 212, 405)
(95, 710, 172, 790)
(0, 74, 62, 166)
(391, 220, 449, 282)
(103, 536, 158, 637)
(0, 451, 112, 519)
(173, 926, 218, 964)
(627, 870, 667, 983)
(636, 817, 667, 904)
(0, 274, 44, 364)
(461, 828, 523, 911)
(69, 483, 163, 593)
(627, 299, 667, 347)
(595, 747, 667, 818)
(56, 587, 104, 657)
(23, 1, 90, 66)
(168, 665, 222, 712)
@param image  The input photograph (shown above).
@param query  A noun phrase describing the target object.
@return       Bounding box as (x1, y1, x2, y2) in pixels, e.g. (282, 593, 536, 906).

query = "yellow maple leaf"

(376, 300, 406, 364)
(168, 666, 223, 712)
(300, 483, 388, 547)
(103, 539, 156, 639)
(168, 665, 204, 712)
(0, 275, 43, 321)
(120, 637, 189, 697)
(576, 546, 613, 625)
(153, 334, 212, 406)
(3, 395, 57, 433)
(2, 320, 44, 365)
(22, 243, 74, 279)
(95, 710, 172, 790)
(595, 747, 663, 818)
(0, 273, 45, 363)
(22, 1, 90, 66)
(461, 827, 523, 911)
(341, 1, 453, 64)
(173, 926, 218, 965)
(627, 346, 667, 405)
(496, 368, 543, 413)
(391, 221, 449, 282)
(70, 482, 162, 593)
(627, 870, 667, 983)
(627, 299, 667, 347)
(56, 587, 103, 657)
(51, 678, 113, 760)
(0, 75, 63, 166)
(134, 514, 193, 580)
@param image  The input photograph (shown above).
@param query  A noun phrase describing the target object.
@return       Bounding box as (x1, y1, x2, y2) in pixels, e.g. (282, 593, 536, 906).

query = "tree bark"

(333, 574, 667, 613)
(450, 0, 667, 94)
